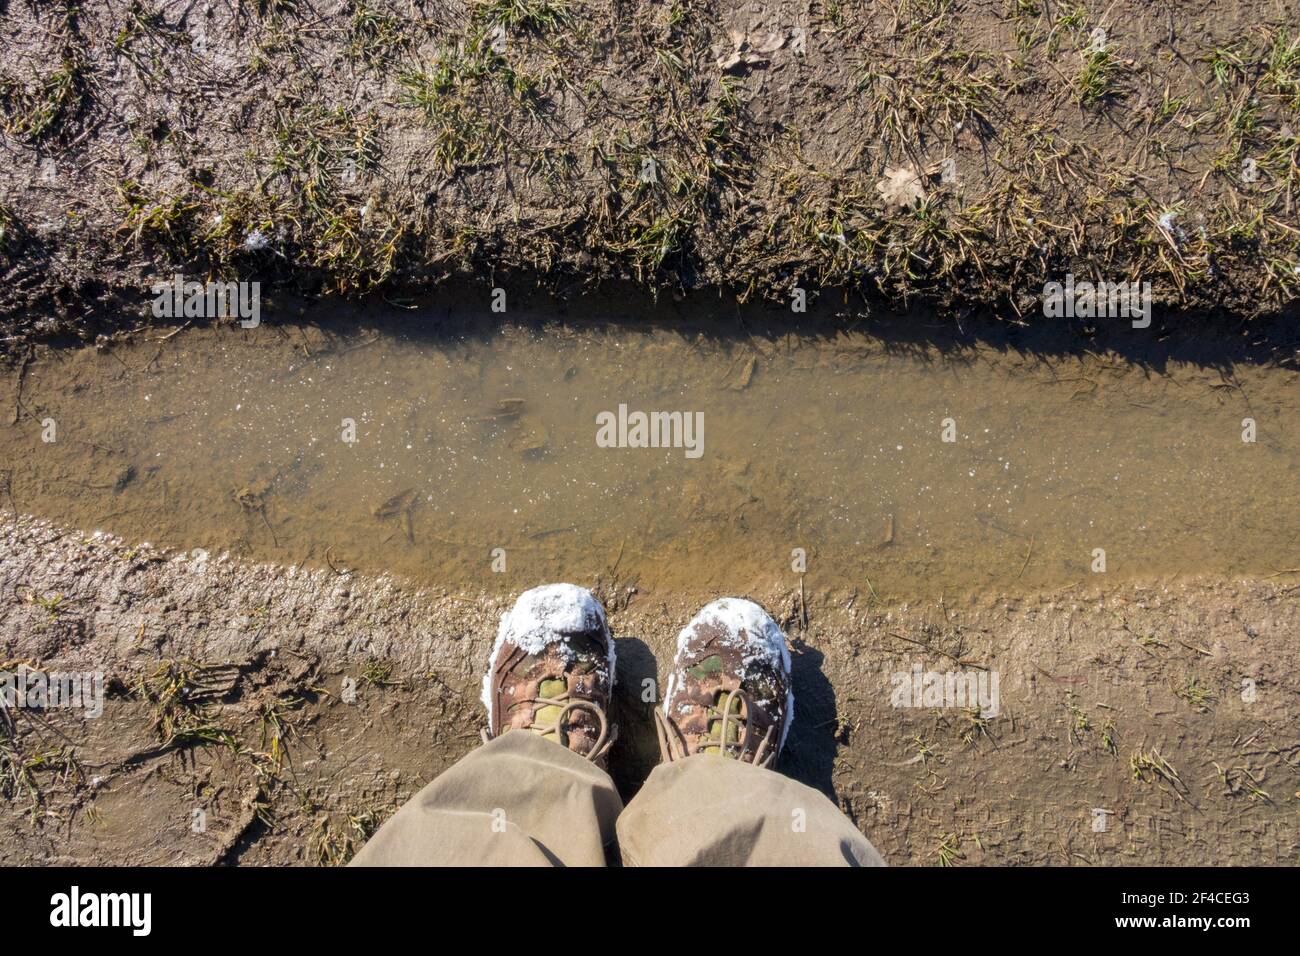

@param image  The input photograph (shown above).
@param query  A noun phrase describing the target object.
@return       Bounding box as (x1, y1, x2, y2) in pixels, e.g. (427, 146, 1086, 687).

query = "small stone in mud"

(233, 480, 270, 509)
(489, 398, 526, 420)
(113, 466, 137, 492)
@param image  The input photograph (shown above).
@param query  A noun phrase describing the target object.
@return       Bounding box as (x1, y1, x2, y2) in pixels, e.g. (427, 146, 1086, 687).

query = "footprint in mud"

(232, 479, 279, 546)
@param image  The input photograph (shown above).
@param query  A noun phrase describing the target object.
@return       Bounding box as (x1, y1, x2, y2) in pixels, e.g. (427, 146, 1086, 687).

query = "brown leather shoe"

(656, 598, 793, 769)
(481, 584, 617, 765)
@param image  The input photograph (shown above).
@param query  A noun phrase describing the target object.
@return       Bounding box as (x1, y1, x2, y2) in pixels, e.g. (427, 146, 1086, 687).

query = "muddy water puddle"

(2, 317, 1297, 599)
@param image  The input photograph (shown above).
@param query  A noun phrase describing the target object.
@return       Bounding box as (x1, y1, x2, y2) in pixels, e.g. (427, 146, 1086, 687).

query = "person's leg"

(350, 730, 621, 866)
(351, 584, 621, 867)
(617, 754, 882, 866)
(617, 597, 885, 867)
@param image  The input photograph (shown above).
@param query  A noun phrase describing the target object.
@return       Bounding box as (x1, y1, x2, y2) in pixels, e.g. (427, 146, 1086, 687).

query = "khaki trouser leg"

(616, 754, 886, 866)
(350, 731, 622, 866)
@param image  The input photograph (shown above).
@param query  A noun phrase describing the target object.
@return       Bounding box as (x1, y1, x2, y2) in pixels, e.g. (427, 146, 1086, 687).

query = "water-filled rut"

(2, 316, 1296, 598)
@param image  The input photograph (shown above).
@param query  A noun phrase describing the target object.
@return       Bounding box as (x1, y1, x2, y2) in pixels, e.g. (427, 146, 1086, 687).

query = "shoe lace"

(485, 689, 616, 764)
(655, 687, 777, 769)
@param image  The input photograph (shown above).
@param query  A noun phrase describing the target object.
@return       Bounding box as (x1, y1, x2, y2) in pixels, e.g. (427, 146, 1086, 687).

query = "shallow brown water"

(2, 316, 1297, 599)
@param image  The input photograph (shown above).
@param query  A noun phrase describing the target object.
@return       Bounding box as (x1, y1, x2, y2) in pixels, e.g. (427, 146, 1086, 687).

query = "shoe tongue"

(534, 677, 568, 730)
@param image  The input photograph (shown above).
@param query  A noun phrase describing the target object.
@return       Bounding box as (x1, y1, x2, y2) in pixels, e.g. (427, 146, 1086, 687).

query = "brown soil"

(2, 0, 1299, 343)
(1, 514, 1295, 866)
(1, 1, 1296, 866)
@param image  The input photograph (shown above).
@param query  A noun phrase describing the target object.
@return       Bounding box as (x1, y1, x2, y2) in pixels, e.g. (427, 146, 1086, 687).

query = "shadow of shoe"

(606, 634, 661, 801)
(779, 638, 841, 805)
(605, 629, 843, 810)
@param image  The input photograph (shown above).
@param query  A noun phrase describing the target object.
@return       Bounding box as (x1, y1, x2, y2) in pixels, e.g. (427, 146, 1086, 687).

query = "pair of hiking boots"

(481, 584, 793, 769)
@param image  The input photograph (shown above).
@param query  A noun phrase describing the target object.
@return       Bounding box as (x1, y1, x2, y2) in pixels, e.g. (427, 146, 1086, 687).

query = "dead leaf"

(731, 356, 757, 390)
(372, 488, 417, 520)
(716, 30, 771, 72)
(508, 416, 550, 457)
(876, 165, 927, 209)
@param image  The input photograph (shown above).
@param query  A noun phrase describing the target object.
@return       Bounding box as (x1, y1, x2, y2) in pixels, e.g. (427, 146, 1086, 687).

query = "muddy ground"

(1, 0, 1296, 870)
(0, 513, 1295, 865)
(2, 0, 1299, 344)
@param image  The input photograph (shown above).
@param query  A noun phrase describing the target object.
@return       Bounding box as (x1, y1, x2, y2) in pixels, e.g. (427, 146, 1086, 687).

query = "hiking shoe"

(656, 598, 793, 769)
(481, 584, 617, 765)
